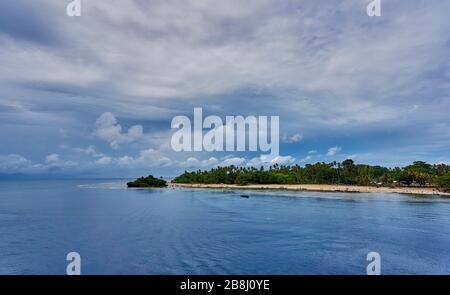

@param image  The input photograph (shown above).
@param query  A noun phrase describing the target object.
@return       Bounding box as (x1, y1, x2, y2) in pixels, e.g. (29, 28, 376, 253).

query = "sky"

(0, 0, 450, 178)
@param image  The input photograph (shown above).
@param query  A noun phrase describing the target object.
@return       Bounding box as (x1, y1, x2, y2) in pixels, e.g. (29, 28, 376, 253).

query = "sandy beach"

(170, 183, 450, 196)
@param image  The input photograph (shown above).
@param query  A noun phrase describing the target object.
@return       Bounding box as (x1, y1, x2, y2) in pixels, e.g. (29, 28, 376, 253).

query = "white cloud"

(45, 154, 60, 163)
(137, 148, 172, 166)
(270, 155, 296, 165)
(282, 133, 303, 143)
(115, 148, 174, 168)
(299, 155, 313, 163)
(118, 156, 134, 166)
(43, 154, 78, 169)
(203, 157, 220, 167)
(72, 146, 104, 158)
(327, 146, 342, 157)
(0, 154, 33, 173)
(181, 157, 200, 168)
(181, 156, 219, 168)
(0, 153, 78, 174)
(89, 151, 294, 171)
(93, 112, 144, 149)
(221, 157, 246, 166)
(95, 156, 113, 165)
(247, 154, 295, 167)
(308, 150, 317, 154)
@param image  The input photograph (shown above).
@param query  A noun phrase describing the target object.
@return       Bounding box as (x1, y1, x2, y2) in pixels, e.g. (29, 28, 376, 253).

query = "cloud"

(88, 151, 297, 172)
(117, 156, 134, 166)
(180, 157, 219, 168)
(93, 112, 144, 149)
(72, 146, 104, 158)
(0, 153, 78, 175)
(95, 156, 113, 165)
(282, 133, 303, 143)
(137, 148, 172, 166)
(0, 154, 33, 173)
(221, 157, 246, 166)
(247, 154, 295, 167)
(181, 157, 201, 168)
(43, 154, 78, 169)
(127, 153, 294, 170)
(114, 148, 174, 168)
(270, 155, 296, 165)
(3, 0, 449, 126)
(202, 157, 220, 167)
(1, 1, 450, 176)
(327, 146, 342, 157)
(45, 153, 60, 163)
(308, 150, 317, 154)
(299, 155, 313, 163)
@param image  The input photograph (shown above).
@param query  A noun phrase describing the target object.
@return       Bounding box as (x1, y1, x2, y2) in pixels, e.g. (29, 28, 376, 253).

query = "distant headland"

(170, 160, 450, 195)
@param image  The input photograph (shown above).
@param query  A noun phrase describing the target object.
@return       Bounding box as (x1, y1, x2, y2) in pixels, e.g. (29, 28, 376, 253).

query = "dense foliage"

(127, 175, 167, 188)
(172, 160, 450, 191)
(436, 174, 450, 192)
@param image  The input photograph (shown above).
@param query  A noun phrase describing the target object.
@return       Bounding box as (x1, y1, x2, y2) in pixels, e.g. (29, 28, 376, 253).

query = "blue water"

(0, 179, 449, 274)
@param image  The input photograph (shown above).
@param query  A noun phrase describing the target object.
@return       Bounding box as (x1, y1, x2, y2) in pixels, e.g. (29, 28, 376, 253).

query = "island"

(170, 160, 450, 196)
(127, 175, 167, 188)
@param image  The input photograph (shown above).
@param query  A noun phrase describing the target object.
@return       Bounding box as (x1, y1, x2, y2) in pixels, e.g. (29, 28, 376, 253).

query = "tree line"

(127, 175, 167, 188)
(172, 160, 450, 192)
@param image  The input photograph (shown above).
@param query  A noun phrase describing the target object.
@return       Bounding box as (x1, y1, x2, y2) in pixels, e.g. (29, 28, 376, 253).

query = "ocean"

(0, 179, 449, 274)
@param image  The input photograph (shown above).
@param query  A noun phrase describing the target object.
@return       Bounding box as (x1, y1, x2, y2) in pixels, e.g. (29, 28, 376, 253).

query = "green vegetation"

(127, 175, 167, 188)
(435, 173, 450, 192)
(172, 160, 450, 192)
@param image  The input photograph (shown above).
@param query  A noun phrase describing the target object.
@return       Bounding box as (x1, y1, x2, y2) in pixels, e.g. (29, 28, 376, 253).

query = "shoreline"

(170, 183, 450, 196)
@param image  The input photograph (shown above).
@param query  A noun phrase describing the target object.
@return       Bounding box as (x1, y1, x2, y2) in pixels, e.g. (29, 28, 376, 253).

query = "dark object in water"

(240, 195, 250, 198)
(127, 175, 167, 188)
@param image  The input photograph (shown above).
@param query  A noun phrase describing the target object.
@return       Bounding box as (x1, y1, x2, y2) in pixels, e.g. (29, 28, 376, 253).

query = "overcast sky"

(1, 0, 450, 178)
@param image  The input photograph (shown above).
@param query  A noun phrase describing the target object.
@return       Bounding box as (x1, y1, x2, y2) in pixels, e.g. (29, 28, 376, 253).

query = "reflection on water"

(78, 181, 128, 190)
(1, 179, 449, 274)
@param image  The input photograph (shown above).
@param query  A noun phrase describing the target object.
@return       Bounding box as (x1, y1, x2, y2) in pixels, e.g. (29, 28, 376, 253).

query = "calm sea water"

(0, 179, 449, 274)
